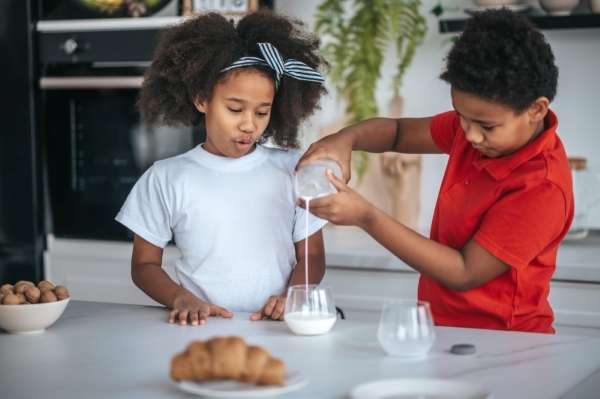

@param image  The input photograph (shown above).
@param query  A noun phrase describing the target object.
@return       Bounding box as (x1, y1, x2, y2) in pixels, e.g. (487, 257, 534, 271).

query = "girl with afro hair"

(116, 11, 328, 325)
(297, 9, 573, 334)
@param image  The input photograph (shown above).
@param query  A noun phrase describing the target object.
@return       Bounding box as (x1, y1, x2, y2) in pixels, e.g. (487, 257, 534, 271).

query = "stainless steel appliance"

(38, 17, 202, 241)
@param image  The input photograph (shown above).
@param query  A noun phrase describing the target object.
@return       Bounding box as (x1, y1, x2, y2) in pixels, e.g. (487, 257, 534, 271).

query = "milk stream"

(284, 196, 336, 335)
(303, 196, 313, 294)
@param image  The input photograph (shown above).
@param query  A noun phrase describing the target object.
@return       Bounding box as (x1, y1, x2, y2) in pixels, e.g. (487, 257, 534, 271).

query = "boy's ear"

(193, 96, 207, 113)
(528, 96, 550, 123)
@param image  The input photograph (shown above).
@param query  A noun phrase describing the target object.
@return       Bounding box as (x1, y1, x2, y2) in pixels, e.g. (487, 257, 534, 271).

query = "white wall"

(275, 0, 600, 230)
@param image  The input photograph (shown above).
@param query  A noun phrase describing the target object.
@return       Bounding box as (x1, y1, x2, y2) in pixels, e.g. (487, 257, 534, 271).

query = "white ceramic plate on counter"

(350, 378, 491, 399)
(175, 370, 308, 398)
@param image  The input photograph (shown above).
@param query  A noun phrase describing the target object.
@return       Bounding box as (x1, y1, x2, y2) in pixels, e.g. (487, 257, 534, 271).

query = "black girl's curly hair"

(440, 9, 558, 112)
(137, 11, 327, 148)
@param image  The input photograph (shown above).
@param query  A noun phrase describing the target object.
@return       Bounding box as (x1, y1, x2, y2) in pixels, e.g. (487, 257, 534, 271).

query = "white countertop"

(1, 301, 599, 398)
(323, 226, 600, 283)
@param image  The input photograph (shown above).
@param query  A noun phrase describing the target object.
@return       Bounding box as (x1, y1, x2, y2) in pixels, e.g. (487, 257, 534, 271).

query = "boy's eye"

(228, 108, 242, 113)
(481, 125, 495, 131)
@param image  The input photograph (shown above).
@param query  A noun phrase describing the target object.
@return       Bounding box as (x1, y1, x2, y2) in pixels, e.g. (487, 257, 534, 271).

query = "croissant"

(170, 336, 286, 386)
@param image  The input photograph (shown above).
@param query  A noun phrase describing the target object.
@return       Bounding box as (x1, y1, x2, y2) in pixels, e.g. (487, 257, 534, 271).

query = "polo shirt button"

(465, 180, 469, 185)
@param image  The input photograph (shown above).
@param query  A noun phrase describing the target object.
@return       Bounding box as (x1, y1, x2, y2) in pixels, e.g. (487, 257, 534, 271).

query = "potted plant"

(314, 0, 427, 229)
(315, 0, 427, 180)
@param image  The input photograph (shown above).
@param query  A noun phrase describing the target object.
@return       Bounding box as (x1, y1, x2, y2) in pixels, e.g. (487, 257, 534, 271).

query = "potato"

(37, 280, 55, 292)
(40, 290, 58, 303)
(14, 281, 35, 294)
(0, 284, 14, 295)
(2, 293, 20, 305)
(53, 285, 70, 301)
(25, 286, 41, 304)
(0, 292, 4, 303)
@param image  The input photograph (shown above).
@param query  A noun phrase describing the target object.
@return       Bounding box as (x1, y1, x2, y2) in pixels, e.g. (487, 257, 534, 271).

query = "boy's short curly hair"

(440, 9, 558, 112)
(138, 11, 327, 148)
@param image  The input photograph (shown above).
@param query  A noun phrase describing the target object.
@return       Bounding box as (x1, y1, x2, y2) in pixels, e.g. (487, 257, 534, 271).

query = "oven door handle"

(39, 76, 144, 89)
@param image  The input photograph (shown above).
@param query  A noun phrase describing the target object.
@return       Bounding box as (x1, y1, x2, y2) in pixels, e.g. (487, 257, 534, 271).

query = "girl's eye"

(228, 108, 242, 113)
(256, 112, 269, 117)
(481, 125, 495, 131)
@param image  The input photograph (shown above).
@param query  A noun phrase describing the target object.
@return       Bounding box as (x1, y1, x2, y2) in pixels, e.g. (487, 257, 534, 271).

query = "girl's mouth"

(234, 139, 254, 151)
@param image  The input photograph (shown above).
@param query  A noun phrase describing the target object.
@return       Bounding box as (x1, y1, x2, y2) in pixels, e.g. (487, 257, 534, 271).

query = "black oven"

(38, 19, 203, 241)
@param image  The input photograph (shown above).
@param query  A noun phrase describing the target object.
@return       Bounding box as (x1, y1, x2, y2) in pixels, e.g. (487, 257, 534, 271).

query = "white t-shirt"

(115, 144, 327, 312)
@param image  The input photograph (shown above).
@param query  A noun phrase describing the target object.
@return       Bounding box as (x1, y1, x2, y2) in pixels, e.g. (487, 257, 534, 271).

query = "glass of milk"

(284, 285, 337, 335)
(294, 158, 343, 200)
(377, 300, 435, 358)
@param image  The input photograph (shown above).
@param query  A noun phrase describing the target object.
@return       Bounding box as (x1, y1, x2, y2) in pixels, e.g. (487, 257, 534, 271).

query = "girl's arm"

(250, 230, 326, 321)
(297, 117, 441, 182)
(131, 234, 232, 325)
(131, 234, 181, 306)
(309, 175, 509, 291)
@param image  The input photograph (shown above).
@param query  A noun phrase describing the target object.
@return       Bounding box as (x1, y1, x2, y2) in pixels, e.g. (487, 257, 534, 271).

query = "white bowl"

(0, 298, 70, 334)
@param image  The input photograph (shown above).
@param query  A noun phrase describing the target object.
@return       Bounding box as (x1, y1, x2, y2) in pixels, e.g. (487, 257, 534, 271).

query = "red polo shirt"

(418, 110, 573, 333)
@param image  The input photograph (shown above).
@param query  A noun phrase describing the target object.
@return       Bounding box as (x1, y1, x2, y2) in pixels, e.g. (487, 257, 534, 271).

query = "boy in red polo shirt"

(298, 9, 573, 333)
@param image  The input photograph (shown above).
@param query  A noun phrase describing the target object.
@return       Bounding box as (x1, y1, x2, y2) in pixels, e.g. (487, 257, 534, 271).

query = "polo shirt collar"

(473, 109, 558, 181)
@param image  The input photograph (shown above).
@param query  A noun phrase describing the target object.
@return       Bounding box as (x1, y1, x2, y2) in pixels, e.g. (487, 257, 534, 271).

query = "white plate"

(175, 370, 308, 398)
(465, 3, 531, 14)
(350, 378, 491, 399)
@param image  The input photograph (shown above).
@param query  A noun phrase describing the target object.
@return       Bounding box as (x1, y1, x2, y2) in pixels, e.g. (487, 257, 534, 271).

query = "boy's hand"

(301, 170, 375, 228)
(296, 132, 353, 183)
(250, 295, 286, 321)
(169, 289, 233, 326)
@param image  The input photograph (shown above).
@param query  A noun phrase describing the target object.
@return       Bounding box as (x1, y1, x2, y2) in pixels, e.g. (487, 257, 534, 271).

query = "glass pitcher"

(294, 158, 342, 200)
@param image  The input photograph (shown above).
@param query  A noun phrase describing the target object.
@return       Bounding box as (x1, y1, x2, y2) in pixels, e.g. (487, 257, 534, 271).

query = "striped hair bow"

(220, 42, 324, 90)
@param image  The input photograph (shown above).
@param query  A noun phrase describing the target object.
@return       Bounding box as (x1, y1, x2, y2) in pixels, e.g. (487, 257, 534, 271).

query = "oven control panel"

(37, 18, 183, 64)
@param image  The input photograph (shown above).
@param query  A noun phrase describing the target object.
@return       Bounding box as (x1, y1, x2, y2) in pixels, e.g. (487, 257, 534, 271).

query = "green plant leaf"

(314, 0, 427, 182)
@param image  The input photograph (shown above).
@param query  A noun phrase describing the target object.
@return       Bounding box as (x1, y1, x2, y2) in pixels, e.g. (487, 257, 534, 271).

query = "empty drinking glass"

(377, 300, 435, 358)
(294, 158, 342, 200)
(284, 284, 337, 335)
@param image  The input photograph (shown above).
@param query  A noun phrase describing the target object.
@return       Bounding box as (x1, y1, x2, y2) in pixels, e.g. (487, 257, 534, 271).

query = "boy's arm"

(347, 117, 441, 154)
(250, 230, 326, 321)
(361, 208, 509, 291)
(308, 175, 509, 291)
(297, 117, 442, 182)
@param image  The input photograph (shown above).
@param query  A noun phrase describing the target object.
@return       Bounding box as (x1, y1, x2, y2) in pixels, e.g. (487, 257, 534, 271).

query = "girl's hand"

(296, 132, 354, 183)
(302, 171, 375, 228)
(250, 295, 286, 321)
(169, 288, 233, 326)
